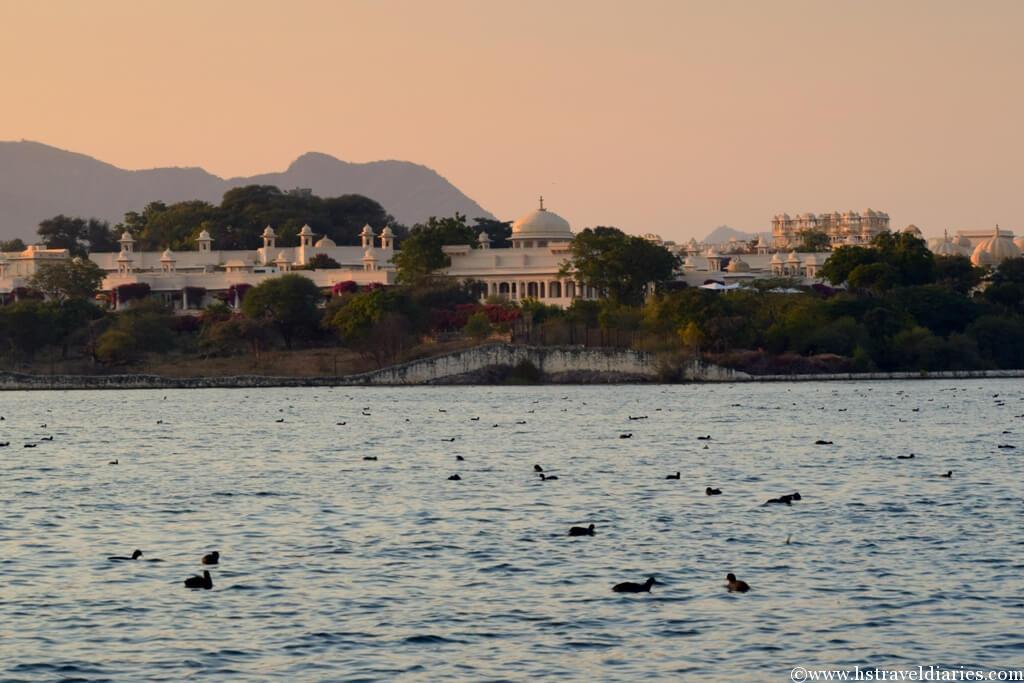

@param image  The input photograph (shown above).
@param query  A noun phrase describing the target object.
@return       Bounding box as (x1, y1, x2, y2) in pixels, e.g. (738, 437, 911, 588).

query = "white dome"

(160, 248, 174, 261)
(197, 229, 211, 240)
(262, 225, 276, 238)
(932, 240, 961, 257)
(770, 253, 783, 264)
(971, 226, 1020, 266)
(315, 236, 336, 248)
(362, 248, 377, 261)
(786, 251, 802, 263)
(903, 224, 922, 235)
(380, 226, 394, 237)
(273, 251, 290, 263)
(299, 225, 314, 236)
(726, 257, 750, 273)
(120, 231, 134, 241)
(477, 231, 491, 243)
(511, 199, 572, 241)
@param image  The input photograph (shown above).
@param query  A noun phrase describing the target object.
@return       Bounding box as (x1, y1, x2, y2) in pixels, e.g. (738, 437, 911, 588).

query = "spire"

(995, 223, 1001, 237)
(539, 195, 545, 211)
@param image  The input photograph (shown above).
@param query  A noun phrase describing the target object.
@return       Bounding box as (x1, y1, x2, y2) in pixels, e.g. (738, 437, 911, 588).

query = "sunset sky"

(2, 0, 1022, 241)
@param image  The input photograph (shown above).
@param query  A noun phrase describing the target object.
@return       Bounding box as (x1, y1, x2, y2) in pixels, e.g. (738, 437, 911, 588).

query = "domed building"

(444, 197, 596, 304)
(509, 198, 574, 248)
(930, 230, 970, 258)
(971, 225, 1020, 266)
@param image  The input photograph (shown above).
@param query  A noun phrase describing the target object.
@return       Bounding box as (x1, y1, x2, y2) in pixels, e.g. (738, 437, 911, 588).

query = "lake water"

(2, 381, 1023, 682)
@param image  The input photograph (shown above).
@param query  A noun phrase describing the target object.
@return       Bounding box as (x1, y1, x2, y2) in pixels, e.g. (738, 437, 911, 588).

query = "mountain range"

(0, 141, 492, 240)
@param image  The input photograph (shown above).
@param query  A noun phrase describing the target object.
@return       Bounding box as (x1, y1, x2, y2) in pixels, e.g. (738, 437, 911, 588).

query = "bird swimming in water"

(897, 454, 915, 459)
(23, 444, 36, 448)
(470, 417, 479, 421)
(109, 549, 144, 561)
(455, 455, 465, 461)
(569, 524, 595, 536)
(275, 418, 284, 423)
(619, 433, 632, 439)
(539, 473, 559, 481)
(362, 456, 378, 461)
(697, 435, 712, 441)
(184, 570, 213, 589)
(666, 472, 680, 480)
(940, 470, 953, 478)
(448, 474, 461, 481)
(336, 421, 346, 426)
(765, 492, 800, 505)
(706, 487, 722, 495)
(725, 573, 750, 593)
(534, 464, 544, 472)
(202, 551, 219, 565)
(40, 436, 53, 441)
(109, 459, 118, 465)
(0, 442, 8, 447)
(613, 576, 657, 593)
(443, 437, 456, 442)
(814, 440, 833, 445)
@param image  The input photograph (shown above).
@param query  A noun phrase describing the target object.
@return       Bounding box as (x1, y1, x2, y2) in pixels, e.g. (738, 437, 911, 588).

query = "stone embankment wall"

(2, 344, 1023, 390)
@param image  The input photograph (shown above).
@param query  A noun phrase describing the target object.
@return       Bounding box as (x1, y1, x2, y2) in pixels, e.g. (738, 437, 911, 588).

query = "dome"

(315, 236, 336, 248)
(932, 240, 961, 257)
(726, 257, 750, 273)
(120, 231, 134, 241)
(477, 231, 491, 243)
(160, 248, 174, 261)
(511, 198, 572, 241)
(903, 224, 922, 236)
(770, 253, 784, 264)
(262, 225, 276, 238)
(380, 226, 394, 237)
(299, 225, 314, 236)
(786, 251, 802, 263)
(273, 251, 290, 263)
(971, 226, 1020, 266)
(197, 229, 211, 240)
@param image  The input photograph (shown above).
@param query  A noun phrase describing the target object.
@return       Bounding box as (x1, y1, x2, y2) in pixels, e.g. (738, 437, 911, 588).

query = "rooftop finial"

(539, 195, 545, 211)
(995, 223, 1001, 236)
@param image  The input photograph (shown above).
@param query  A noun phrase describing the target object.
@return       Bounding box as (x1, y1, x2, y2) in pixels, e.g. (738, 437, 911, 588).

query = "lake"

(2, 381, 1022, 681)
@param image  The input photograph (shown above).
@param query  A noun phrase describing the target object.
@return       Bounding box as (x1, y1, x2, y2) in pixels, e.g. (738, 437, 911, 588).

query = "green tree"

(561, 226, 680, 305)
(37, 215, 117, 257)
(463, 311, 493, 340)
(796, 229, 831, 252)
(473, 217, 513, 248)
(241, 274, 324, 349)
(28, 258, 106, 303)
(0, 238, 26, 252)
(305, 253, 341, 269)
(820, 246, 878, 285)
(933, 255, 982, 294)
(392, 214, 476, 284)
(0, 301, 58, 360)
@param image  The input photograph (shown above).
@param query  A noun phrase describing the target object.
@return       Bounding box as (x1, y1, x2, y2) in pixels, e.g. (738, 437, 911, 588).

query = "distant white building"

(772, 209, 890, 249)
(0, 244, 72, 300)
(88, 224, 395, 310)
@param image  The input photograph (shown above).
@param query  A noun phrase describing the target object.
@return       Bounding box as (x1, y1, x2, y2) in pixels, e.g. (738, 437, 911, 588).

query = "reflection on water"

(2, 381, 1023, 681)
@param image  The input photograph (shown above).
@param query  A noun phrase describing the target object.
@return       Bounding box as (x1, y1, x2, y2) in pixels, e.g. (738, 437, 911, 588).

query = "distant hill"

(0, 141, 492, 240)
(702, 225, 759, 244)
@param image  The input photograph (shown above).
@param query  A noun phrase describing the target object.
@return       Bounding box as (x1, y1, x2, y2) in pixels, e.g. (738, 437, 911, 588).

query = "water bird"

(726, 573, 750, 593)
(940, 470, 953, 478)
(569, 524, 595, 536)
(0, 442, 8, 447)
(897, 454, 915, 460)
(40, 423, 46, 428)
(666, 472, 680, 480)
(109, 459, 118, 465)
(516, 420, 527, 425)
(628, 415, 648, 420)
(447, 474, 461, 481)
(438, 409, 446, 413)
(613, 576, 657, 593)
(785, 534, 792, 545)
(534, 464, 544, 472)
(40, 436, 53, 441)
(814, 440, 833, 445)
(443, 437, 456, 442)
(201, 551, 220, 565)
(23, 444, 36, 448)
(706, 487, 722, 495)
(275, 418, 285, 423)
(455, 455, 464, 461)
(362, 456, 378, 461)
(156, 420, 163, 424)
(697, 435, 712, 441)
(539, 473, 559, 481)
(470, 417, 480, 421)
(336, 421, 346, 426)
(184, 570, 213, 589)
(619, 433, 632, 439)
(998, 444, 1016, 449)
(109, 549, 144, 561)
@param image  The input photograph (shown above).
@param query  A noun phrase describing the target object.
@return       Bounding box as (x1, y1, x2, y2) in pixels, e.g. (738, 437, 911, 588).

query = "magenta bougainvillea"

(331, 280, 359, 296)
(430, 303, 521, 331)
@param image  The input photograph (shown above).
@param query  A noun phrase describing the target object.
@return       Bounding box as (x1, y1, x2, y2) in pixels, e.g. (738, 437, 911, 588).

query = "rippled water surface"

(2, 381, 1024, 681)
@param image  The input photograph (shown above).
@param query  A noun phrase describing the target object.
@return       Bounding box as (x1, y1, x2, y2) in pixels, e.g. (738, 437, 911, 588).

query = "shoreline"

(3, 367, 1024, 391)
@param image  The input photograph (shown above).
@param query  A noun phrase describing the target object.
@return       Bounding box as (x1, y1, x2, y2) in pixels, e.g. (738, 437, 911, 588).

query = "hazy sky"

(2, 0, 1022, 241)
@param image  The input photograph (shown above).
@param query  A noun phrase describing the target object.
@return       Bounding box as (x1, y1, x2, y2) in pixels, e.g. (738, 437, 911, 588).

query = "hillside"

(0, 141, 492, 239)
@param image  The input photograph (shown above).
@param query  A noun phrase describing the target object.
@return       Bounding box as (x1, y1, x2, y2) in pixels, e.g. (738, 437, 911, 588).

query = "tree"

(796, 229, 830, 253)
(28, 258, 106, 303)
(821, 232, 935, 290)
(0, 238, 26, 252)
(0, 301, 58, 360)
(305, 253, 341, 269)
(560, 226, 680, 305)
(37, 216, 118, 257)
(933, 255, 982, 294)
(241, 274, 324, 349)
(463, 311, 492, 340)
(473, 217, 513, 248)
(392, 214, 476, 284)
(820, 246, 878, 285)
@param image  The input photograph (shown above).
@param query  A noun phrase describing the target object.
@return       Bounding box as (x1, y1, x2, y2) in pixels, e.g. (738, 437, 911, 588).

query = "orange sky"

(1, 0, 1022, 240)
